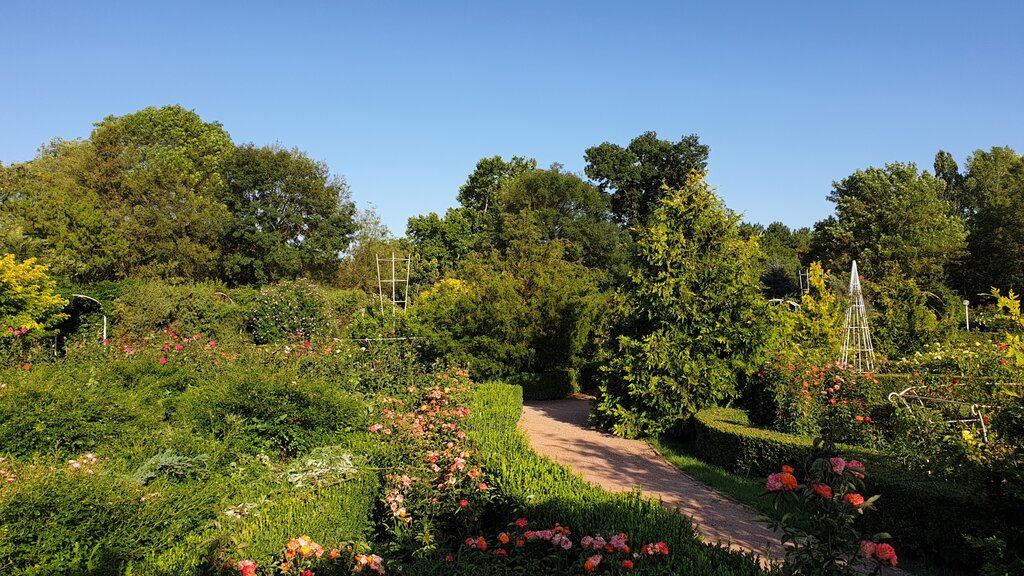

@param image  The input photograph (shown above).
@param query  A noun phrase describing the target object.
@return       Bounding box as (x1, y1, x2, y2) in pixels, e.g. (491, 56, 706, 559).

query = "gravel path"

(519, 396, 784, 565)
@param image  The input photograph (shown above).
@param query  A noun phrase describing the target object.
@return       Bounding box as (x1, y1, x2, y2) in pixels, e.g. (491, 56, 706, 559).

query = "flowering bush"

(229, 535, 384, 575)
(748, 361, 882, 446)
(455, 517, 670, 574)
(763, 454, 896, 575)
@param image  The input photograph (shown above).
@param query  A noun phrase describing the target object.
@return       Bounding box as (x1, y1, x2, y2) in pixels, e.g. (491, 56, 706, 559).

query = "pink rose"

(829, 457, 846, 474)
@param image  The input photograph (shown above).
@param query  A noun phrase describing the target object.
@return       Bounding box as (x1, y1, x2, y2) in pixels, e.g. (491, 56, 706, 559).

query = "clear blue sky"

(3, 1, 1022, 235)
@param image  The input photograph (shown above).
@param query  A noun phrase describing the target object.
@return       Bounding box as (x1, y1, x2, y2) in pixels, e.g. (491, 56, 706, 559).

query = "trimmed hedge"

(505, 369, 578, 401)
(467, 383, 766, 576)
(692, 407, 986, 567)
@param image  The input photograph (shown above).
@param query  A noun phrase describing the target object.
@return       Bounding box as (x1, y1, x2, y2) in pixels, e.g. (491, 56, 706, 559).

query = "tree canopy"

(584, 131, 709, 228)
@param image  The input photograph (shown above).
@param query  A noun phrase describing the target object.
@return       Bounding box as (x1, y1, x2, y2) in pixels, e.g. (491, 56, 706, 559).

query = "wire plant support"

(376, 252, 412, 315)
(839, 260, 876, 373)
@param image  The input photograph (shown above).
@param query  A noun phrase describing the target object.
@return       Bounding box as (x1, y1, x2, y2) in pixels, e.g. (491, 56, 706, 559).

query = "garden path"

(519, 395, 784, 565)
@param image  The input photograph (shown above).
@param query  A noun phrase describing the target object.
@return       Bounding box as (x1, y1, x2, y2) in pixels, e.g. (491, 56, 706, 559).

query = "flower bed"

(692, 407, 986, 567)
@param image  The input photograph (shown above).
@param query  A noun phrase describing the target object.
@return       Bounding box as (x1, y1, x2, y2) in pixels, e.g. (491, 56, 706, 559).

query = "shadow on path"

(520, 396, 783, 564)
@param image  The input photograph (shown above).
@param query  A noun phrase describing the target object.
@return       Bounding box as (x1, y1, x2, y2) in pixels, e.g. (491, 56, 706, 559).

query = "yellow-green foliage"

(794, 262, 843, 362)
(0, 253, 68, 336)
(991, 288, 1024, 367)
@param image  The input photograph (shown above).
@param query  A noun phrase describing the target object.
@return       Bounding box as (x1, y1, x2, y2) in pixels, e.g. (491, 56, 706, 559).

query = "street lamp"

(964, 299, 970, 331)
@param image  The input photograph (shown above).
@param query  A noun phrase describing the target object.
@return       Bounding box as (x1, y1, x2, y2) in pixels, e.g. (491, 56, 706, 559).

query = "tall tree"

(495, 165, 626, 271)
(810, 162, 966, 292)
(219, 144, 356, 285)
(594, 173, 769, 438)
(959, 147, 1024, 294)
(584, 131, 709, 228)
(0, 139, 128, 282)
(89, 105, 235, 279)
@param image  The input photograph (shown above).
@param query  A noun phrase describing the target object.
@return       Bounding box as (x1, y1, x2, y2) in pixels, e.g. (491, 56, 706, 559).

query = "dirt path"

(519, 396, 783, 564)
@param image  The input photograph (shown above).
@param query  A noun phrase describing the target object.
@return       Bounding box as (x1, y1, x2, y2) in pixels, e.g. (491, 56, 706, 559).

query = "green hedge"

(467, 383, 765, 576)
(692, 407, 985, 567)
(505, 369, 578, 401)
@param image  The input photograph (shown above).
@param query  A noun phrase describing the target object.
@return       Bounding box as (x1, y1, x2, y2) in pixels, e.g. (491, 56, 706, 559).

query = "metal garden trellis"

(839, 260, 876, 373)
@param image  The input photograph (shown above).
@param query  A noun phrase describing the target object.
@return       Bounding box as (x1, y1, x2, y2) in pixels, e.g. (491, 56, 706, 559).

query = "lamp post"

(964, 299, 970, 331)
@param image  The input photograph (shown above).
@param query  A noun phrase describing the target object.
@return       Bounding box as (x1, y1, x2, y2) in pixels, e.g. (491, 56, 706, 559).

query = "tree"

(406, 208, 476, 288)
(758, 222, 812, 298)
(934, 150, 969, 219)
(958, 147, 1024, 294)
(594, 173, 770, 438)
(810, 162, 966, 292)
(495, 165, 626, 272)
(0, 139, 128, 282)
(409, 233, 602, 379)
(456, 155, 537, 214)
(89, 105, 235, 280)
(219, 143, 356, 285)
(584, 131, 709, 228)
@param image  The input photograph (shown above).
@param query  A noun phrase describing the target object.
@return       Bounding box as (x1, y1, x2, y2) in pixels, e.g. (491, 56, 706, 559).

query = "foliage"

(505, 370, 578, 401)
(792, 262, 844, 363)
(957, 147, 1024, 294)
(466, 383, 766, 576)
(595, 173, 770, 438)
(584, 131, 709, 228)
(175, 361, 366, 456)
(762, 456, 896, 575)
(247, 279, 330, 344)
(410, 237, 603, 379)
(112, 279, 246, 341)
(810, 162, 966, 293)
(692, 407, 988, 566)
(496, 165, 626, 273)
(866, 268, 943, 358)
(0, 254, 68, 338)
(219, 144, 357, 286)
(89, 105, 235, 280)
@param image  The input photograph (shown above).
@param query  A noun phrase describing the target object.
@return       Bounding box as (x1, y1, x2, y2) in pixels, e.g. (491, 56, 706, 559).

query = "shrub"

(692, 407, 986, 566)
(0, 254, 68, 338)
(112, 280, 247, 341)
(505, 370, 578, 401)
(0, 364, 163, 458)
(174, 361, 366, 456)
(247, 279, 330, 344)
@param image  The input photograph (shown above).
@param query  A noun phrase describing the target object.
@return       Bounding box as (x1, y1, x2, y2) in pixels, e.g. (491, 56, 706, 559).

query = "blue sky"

(3, 1, 1022, 235)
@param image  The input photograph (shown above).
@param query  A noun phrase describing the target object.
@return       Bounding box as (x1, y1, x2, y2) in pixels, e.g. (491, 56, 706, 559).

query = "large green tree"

(0, 139, 128, 282)
(958, 147, 1024, 294)
(495, 165, 626, 272)
(89, 105, 235, 280)
(218, 144, 356, 285)
(810, 162, 966, 292)
(584, 131, 709, 228)
(594, 173, 770, 438)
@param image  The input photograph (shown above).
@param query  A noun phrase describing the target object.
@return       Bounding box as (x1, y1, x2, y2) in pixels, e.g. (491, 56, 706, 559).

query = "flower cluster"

(763, 456, 895, 574)
(233, 536, 379, 576)
(859, 540, 898, 566)
(353, 554, 384, 574)
(765, 464, 798, 492)
(68, 453, 99, 474)
(458, 519, 669, 573)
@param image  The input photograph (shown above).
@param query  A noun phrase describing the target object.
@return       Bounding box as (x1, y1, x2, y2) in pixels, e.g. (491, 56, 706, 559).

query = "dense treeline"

(4, 105, 1024, 433)
(0, 106, 356, 285)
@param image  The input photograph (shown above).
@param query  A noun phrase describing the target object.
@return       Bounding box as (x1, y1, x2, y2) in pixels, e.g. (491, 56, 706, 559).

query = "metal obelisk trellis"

(839, 260, 875, 372)
(375, 253, 411, 314)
